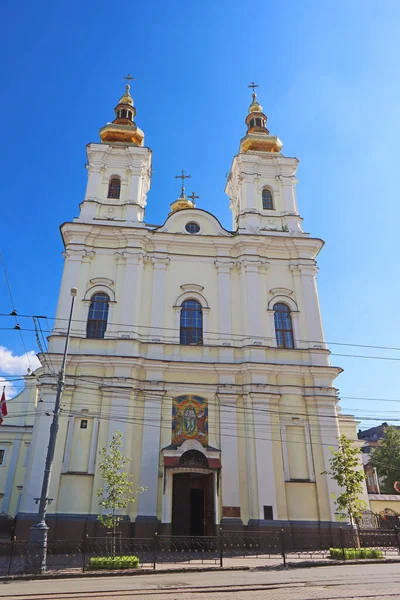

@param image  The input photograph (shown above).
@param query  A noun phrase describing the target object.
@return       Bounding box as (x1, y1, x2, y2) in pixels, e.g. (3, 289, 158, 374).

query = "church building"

(4, 80, 365, 539)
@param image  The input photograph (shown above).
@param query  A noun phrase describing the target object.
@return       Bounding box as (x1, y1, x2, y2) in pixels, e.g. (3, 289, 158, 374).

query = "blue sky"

(1, 0, 400, 429)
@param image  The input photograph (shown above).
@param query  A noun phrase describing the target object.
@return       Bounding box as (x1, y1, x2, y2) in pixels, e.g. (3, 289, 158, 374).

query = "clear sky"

(1, 0, 400, 430)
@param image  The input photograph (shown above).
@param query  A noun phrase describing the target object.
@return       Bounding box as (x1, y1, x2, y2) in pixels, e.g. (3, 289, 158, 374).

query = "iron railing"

(0, 527, 399, 575)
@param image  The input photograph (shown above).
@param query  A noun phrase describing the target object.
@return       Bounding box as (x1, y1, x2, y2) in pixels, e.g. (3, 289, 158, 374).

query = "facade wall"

(9, 98, 368, 539)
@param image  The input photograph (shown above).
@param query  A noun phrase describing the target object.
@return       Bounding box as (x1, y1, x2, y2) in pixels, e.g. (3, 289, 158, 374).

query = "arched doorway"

(171, 451, 215, 536)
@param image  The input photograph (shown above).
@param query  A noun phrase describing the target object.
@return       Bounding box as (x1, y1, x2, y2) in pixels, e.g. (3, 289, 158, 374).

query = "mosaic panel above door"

(172, 395, 208, 447)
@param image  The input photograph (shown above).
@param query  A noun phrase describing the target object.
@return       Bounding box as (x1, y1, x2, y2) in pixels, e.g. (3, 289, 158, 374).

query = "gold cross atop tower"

(123, 73, 135, 90)
(248, 81, 259, 93)
(175, 170, 192, 194)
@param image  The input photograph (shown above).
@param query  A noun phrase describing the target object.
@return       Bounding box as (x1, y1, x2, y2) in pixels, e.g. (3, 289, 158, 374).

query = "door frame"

(163, 467, 219, 530)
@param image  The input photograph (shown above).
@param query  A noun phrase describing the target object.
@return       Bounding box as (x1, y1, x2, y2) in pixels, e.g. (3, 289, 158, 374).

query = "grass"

(329, 547, 383, 560)
(88, 555, 140, 570)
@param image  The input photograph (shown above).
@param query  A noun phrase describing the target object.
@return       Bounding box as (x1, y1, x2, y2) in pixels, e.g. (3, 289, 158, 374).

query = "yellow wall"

(286, 482, 319, 520)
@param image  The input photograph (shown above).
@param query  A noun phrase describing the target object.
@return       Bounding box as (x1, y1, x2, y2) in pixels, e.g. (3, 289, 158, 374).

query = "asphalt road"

(1, 563, 400, 599)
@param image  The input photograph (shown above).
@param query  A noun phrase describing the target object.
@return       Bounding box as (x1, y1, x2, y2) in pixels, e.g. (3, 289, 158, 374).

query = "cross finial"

(175, 170, 191, 194)
(123, 73, 135, 90)
(248, 81, 259, 93)
(188, 192, 199, 204)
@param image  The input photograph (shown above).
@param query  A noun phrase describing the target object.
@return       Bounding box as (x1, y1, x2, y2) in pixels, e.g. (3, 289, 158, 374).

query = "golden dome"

(248, 92, 263, 114)
(170, 189, 195, 213)
(100, 123, 144, 145)
(118, 84, 134, 106)
(240, 133, 282, 153)
(99, 79, 144, 146)
(240, 88, 283, 154)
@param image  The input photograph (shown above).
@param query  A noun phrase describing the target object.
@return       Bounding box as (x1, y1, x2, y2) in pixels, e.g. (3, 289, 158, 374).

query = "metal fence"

(0, 527, 399, 575)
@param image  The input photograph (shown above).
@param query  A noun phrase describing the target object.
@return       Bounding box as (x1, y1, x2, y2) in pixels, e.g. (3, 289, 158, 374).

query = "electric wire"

(2, 312, 400, 355)
(0, 254, 33, 370)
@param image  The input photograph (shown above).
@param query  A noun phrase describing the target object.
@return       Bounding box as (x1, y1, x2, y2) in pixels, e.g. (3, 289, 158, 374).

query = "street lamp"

(30, 288, 77, 572)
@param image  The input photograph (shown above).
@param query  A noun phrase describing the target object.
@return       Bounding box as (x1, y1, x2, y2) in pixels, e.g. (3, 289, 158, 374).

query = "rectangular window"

(23, 443, 31, 467)
(286, 425, 310, 480)
(263, 505, 273, 520)
(0, 449, 5, 466)
(80, 419, 88, 429)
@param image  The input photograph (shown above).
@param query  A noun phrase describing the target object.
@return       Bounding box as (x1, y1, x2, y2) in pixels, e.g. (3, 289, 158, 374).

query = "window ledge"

(285, 479, 315, 483)
(63, 471, 94, 476)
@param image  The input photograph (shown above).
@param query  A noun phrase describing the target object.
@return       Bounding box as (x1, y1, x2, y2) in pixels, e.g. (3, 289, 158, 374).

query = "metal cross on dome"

(123, 73, 135, 87)
(188, 192, 199, 201)
(248, 81, 259, 93)
(175, 170, 191, 193)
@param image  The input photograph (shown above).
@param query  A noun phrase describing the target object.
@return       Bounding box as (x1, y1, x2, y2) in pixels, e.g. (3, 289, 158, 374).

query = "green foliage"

(370, 426, 400, 494)
(329, 547, 383, 560)
(323, 434, 367, 525)
(89, 555, 139, 569)
(97, 431, 145, 534)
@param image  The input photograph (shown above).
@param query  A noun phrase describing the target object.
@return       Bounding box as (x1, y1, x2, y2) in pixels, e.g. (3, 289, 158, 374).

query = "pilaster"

(150, 256, 170, 341)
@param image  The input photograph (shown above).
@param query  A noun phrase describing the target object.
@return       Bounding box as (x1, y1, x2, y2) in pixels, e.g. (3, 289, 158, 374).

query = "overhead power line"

(1, 311, 400, 355)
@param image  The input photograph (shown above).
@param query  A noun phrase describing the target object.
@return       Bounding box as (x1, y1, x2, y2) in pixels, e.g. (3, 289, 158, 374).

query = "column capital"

(62, 249, 93, 262)
(214, 259, 235, 273)
(114, 251, 144, 266)
(151, 255, 170, 268)
(241, 259, 269, 273)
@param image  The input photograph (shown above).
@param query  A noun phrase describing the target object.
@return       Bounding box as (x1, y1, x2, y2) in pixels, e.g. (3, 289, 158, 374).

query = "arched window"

(87, 293, 110, 339)
(180, 299, 203, 345)
(274, 303, 294, 348)
(108, 177, 121, 199)
(262, 188, 274, 210)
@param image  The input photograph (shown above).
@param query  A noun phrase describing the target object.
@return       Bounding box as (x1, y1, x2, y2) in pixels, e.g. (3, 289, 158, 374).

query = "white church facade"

(2, 81, 365, 540)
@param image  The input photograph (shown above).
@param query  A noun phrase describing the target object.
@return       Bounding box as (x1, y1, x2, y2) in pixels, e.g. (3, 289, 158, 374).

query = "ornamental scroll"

(172, 395, 208, 448)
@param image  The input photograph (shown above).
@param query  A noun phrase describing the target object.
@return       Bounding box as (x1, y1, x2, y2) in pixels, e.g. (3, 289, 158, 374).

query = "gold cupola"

(170, 171, 195, 213)
(100, 75, 145, 145)
(239, 87, 282, 154)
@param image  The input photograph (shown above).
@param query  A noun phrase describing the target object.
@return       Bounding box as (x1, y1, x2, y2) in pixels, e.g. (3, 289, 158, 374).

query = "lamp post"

(30, 288, 77, 572)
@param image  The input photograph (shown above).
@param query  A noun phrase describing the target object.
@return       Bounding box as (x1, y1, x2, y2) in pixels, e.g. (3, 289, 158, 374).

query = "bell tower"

(79, 75, 152, 225)
(225, 84, 303, 234)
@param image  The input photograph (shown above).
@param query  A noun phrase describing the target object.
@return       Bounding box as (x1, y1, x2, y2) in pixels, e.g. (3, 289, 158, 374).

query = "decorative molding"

(180, 284, 204, 293)
(269, 287, 293, 297)
(89, 277, 114, 286)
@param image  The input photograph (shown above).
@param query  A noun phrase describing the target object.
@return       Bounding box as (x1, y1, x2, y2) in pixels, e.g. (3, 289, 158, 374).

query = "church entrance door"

(172, 472, 214, 536)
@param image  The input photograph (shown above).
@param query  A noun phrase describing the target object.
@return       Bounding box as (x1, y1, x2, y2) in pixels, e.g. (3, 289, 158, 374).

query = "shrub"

(329, 548, 383, 560)
(89, 555, 140, 570)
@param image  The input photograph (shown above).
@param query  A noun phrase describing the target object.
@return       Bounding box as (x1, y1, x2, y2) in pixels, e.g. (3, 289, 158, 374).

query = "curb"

(1, 557, 400, 583)
(0, 565, 250, 583)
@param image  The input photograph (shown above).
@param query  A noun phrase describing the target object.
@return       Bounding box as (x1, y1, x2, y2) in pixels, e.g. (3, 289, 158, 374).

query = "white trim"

(83, 284, 116, 303)
(281, 421, 315, 482)
(268, 295, 298, 312)
(23, 442, 31, 467)
(174, 290, 209, 309)
(88, 417, 99, 474)
(62, 416, 74, 473)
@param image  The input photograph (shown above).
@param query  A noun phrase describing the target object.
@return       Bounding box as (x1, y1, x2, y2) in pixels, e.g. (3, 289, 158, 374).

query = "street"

(1, 563, 400, 599)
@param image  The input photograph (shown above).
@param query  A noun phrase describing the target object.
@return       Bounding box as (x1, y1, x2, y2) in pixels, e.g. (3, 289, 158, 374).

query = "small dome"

(118, 84, 133, 106)
(248, 93, 263, 114)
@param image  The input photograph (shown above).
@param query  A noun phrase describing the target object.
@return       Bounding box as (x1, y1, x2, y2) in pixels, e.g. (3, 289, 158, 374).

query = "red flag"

(0, 387, 7, 417)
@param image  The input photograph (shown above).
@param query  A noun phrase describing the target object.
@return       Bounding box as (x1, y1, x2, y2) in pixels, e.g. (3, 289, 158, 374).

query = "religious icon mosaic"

(172, 395, 208, 447)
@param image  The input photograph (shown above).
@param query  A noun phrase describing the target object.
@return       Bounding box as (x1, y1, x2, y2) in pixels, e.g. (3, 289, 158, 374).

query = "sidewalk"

(1, 552, 400, 582)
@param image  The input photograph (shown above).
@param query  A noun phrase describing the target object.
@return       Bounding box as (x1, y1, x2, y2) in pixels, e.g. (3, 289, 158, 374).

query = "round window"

(185, 222, 200, 234)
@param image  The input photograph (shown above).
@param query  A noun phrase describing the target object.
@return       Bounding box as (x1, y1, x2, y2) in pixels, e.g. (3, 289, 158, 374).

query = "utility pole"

(30, 288, 77, 572)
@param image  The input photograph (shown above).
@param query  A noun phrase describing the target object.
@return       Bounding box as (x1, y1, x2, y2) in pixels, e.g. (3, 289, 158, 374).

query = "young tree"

(370, 426, 400, 494)
(323, 434, 367, 526)
(97, 431, 145, 553)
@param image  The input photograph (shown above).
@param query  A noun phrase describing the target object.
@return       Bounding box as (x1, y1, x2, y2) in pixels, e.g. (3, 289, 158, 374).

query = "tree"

(323, 434, 366, 526)
(370, 426, 400, 494)
(97, 431, 145, 553)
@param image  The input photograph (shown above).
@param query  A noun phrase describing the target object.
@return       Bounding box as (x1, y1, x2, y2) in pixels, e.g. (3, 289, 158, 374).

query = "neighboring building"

(358, 422, 400, 495)
(6, 82, 367, 540)
(0, 376, 38, 529)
